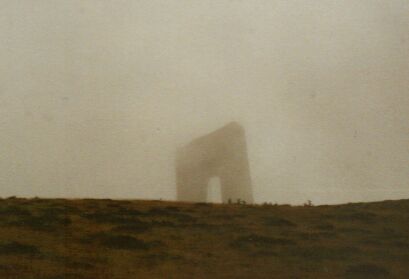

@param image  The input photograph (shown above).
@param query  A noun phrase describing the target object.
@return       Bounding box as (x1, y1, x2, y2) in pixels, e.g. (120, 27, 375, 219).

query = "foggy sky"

(1, 0, 408, 204)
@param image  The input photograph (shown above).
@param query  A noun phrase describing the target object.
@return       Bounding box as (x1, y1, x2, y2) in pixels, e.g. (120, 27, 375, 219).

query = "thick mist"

(1, 0, 408, 204)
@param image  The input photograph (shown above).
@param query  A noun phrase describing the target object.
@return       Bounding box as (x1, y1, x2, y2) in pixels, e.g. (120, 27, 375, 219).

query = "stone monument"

(176, 122, 253, 203)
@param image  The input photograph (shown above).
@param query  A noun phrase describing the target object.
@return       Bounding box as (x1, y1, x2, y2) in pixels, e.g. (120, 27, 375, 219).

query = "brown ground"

(0, 197, 408, 279)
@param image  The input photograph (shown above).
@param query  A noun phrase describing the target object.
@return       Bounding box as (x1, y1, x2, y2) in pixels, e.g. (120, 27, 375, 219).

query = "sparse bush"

(188, 223, 219, 230)
(0, 205, 31, 216)
(296, 230, 337, 241)
(345, 263, 390, 279)
(9, 214, 71, 231)
(174, 213, 196, 223)
(304, 200, 313, 207)
(236, 198, 247, 205)
(39, 205, 80, 216)
(194, 202, 211, 207)
(112, 221, 151, 233)
(262, 202, 279, 207)
(231, 234, 295, 249)
(313, 223, 335, 231)
(148, 207, 174, 215)
(64, 261, 94, 270)
(165, 206, 180, 212)
(115, 207, 144, 216)
(45, 273, 86, 279)
(93, 233, 157, 250)
(0, 264, 11, 271)
(146, 207, 196, 223)
(326, 211, 378, 223)
(289, 245, 360, 261)
(0, 241, 40, 256)
(263, 216, 296, 227)
(150, 220, 178, 228)
(80, 211, 137, 224)
(141, 253, 184, 266)
(212, 213, 244, 219)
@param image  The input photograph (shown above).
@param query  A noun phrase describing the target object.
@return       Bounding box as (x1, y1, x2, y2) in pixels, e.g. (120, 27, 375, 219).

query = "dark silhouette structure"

(176, 122, 253, 203)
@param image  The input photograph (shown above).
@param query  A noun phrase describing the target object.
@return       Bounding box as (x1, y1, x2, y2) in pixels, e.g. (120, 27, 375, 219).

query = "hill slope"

(0, 198, 408, 279)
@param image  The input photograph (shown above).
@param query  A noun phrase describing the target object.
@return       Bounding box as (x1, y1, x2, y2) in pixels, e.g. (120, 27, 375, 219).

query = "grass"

(0, 198, 408, 278)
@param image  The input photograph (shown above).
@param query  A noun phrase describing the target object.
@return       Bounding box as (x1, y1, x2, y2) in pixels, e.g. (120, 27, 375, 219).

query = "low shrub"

(112, 221, 151, 233)
(9, 214, 71, 231)
(85, 232, 160, 251)
(345, 263, 390, 279)
(263, 216, 296, 227)
(232, 234, 295, 249)
(98, 234, 153, 250)
(0, 241, 40, 256)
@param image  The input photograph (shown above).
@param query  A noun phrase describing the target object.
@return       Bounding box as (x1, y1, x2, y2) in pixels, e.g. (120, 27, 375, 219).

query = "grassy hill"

(0, 197, 408, 279)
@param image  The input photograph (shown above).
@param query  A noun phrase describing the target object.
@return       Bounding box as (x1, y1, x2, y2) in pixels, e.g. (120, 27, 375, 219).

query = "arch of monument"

(176, 122, 253, 203)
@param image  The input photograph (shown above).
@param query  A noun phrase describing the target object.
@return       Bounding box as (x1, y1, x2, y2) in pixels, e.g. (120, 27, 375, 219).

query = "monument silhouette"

(176, 122, 253, 203)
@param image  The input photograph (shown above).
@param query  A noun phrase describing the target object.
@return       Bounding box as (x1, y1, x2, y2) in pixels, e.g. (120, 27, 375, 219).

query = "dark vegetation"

(0, 197, 408, 278)
(0, 241, 40, 256)
(345, 263, 391, 279)
(85, 232, 158, 250)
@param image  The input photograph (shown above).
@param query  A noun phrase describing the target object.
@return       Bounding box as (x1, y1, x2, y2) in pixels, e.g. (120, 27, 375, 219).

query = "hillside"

(0, 197, 408, 279)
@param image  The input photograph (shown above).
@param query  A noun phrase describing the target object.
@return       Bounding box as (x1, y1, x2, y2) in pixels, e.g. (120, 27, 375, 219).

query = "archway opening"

(207, 176, 222, 203)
